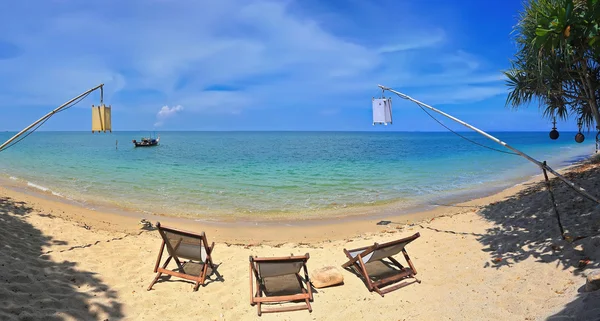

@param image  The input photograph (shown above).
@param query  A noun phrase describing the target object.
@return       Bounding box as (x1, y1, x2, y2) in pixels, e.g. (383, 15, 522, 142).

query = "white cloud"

(319, 108, 340, 116)
(154, 105, 184, 127)
(417, 86, 509, 105)
(0, 0, 507, 118)
(377, 29, 446, 54)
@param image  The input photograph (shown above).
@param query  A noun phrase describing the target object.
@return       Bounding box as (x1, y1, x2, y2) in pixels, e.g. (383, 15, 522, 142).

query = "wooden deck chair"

(147, 222, 216, 291)
(342, 232, 421, 297)
(249, 253, 313, 316)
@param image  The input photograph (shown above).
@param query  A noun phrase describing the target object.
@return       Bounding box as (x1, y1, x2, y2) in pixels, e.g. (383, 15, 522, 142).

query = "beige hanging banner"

(92, 104, 112, 133)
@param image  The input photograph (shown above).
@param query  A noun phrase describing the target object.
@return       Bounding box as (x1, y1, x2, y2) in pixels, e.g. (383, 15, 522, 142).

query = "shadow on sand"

(472, 161, 600, 320)
(0, 196, 123, 320)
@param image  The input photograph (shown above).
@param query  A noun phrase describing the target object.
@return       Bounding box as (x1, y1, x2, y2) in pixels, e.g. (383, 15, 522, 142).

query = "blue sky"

(0, 0, 584, 132)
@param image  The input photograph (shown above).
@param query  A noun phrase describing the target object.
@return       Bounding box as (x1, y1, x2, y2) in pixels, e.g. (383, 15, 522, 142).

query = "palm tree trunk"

(579, 60, 600, 129)
(591, 100, 600, 130)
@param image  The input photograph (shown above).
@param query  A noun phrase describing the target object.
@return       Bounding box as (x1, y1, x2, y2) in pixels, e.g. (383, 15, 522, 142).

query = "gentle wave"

(27, 181, 49, 192)
(23, 180, 64, 198)
(0, 131, 595, 218)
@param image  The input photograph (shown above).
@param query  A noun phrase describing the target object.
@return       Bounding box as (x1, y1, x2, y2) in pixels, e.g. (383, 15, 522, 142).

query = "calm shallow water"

(0, 131, 595, 218)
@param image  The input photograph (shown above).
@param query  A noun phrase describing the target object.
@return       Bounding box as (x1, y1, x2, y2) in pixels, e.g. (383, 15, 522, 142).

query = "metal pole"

(378, 84, 600, 205)
(0, 84, 104, 152)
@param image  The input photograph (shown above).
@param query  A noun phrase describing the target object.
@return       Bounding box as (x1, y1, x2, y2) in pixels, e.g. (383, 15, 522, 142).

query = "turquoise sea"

(0, 131, 596, 219)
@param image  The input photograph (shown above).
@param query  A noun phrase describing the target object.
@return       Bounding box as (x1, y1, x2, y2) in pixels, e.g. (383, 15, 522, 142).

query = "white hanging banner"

(372, 98, 392, 125)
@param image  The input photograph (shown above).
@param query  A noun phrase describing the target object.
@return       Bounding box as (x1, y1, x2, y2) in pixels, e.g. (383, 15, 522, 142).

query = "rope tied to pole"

(0, 85, 103, 153)
(542, 161, 565, 239)
(377, 84, 600, 240)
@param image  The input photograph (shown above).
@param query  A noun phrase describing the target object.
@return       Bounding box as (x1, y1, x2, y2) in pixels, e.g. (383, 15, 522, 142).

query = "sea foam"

(27, 182, 49, 192)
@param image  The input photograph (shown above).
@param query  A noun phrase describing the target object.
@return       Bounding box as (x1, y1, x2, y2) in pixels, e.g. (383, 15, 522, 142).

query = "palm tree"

(505, 0, 600, 131)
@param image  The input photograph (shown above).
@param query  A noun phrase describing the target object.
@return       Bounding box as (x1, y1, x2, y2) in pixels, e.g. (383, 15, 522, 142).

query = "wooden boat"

(132, 135, 159, 147)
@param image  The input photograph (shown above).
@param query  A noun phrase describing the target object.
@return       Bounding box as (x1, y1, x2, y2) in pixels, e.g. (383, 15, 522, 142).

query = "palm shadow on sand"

(471, 161, 600, 320)
(0, 196, 123, 321)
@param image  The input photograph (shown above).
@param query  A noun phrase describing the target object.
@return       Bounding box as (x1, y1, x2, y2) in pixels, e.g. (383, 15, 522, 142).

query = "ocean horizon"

(0, 131, 595, 220)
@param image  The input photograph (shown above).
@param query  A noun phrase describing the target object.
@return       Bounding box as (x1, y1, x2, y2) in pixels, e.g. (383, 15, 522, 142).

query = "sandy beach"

(1, 157, 600, 321)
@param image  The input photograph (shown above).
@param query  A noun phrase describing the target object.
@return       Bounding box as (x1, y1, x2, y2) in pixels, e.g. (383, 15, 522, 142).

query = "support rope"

(542, 161, 565, 239)
(415, 102, 519, 155)
(0, 91, 92, 153)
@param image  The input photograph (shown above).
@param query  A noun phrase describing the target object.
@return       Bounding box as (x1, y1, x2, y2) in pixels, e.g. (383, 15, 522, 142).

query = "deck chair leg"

(209, 260, 217, 278)
(305, 297, 312, 313)
(199, 260, 209, 285)
(297, 273, 313, 312)
(147, 256, 172, 291)
(153, 241, 166, 273)
(147, 272, 162, 291)
(256, 280, 263, 316)
(343, 233, 421, 297)
(153, 225, 221, 293)
(256, 286, 262, 316)
(372, 286, 384, 297)
(388, 255, 419, 282)
(302, 264, 314, 302)
(193, 263, 205, 291)
(402, 249, 418, 275)
(357, 258, 375, 293)
(352, 262, 371, 291)
(249, 254, 312, 316)
(249, 262, 255, 306)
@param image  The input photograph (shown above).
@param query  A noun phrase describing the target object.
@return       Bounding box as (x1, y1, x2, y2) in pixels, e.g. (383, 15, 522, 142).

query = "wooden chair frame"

(342, 232, 421, 297)
(249, 253, 313, 316)
(147, 222, 216, 291)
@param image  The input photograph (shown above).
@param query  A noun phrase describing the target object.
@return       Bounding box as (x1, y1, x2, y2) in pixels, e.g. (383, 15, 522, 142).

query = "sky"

(0, 0, 587, 132)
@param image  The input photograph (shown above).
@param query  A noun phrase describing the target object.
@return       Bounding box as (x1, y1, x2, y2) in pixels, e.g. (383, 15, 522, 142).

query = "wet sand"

(1, 156, 599, 320)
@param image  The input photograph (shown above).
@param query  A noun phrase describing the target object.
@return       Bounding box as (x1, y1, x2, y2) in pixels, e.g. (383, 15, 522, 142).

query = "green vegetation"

(505, 0, 600, 130)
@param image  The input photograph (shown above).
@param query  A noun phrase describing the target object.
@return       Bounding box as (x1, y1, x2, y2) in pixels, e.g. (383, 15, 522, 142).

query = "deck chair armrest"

(251, 254, 310, 262)
(156, 222, 206, 239)
(249, 256, 258, 271)
(342, 244, 378, 266)
(376, 232, 420, 249)
(342, 253, 361, 267)
(249, 259, 260, 278)
(345, 243, 379, 256)
(202, 237, 215, 253)
(346, 243, 378, 252)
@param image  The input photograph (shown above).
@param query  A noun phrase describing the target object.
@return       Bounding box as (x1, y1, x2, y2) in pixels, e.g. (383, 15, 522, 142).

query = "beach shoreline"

(1, 131, 593, 222)
(0, 152, 591, 244)
(2, 151, 599, 320)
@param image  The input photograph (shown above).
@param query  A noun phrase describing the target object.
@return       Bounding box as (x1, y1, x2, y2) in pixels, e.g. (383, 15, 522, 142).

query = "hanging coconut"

(574, 117, 585, 143)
